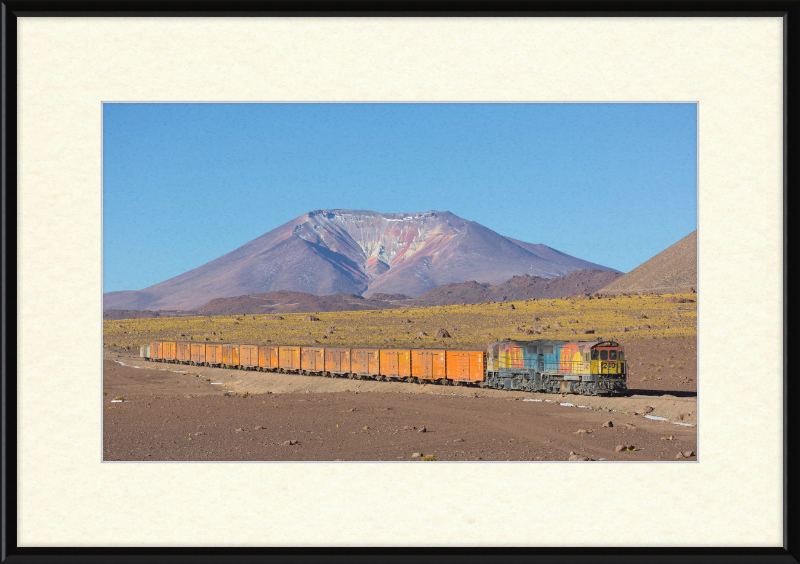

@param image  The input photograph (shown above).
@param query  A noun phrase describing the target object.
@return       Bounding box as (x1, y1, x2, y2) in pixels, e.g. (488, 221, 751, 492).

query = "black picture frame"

(1, 1, 796, 563)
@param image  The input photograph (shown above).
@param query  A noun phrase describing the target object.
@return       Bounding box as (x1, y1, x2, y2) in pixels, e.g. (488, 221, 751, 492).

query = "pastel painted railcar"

(190, 343, 206, 365)
(239, 344, 259, 370)
(278, 346, 301, 373)
(205, 344, 223, 367)
(176, 342, 192, 364)
(222, 344, 240, 368)
(379, 349, 412, 382)
(410, 349, 447, 383)
(258, 345, 280, 372)
(351, 348, 380, 379)
(301, 347, 325, 375)
(140, 344, 151, 359)
(324, 347, 351, 377)
(445, 350, 486, 385)
(485, 339, 567, 392)
(559, 340, 627, 395)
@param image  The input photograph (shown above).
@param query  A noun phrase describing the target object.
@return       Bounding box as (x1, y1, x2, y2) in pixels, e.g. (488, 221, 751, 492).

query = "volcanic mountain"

(104, 210, 618, 311)
(599, 231, 697, 295)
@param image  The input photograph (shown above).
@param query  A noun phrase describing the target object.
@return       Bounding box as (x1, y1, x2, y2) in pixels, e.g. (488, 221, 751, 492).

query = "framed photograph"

(3, 1, 795, 561)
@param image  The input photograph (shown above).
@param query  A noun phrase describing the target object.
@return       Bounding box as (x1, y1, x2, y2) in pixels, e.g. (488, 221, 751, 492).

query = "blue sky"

(103, 103, 697, 293)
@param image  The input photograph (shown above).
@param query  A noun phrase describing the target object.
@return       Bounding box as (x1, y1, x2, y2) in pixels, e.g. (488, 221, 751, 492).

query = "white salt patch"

(115, 361, 130, 366)
(210, 383, 223, 385)
(523, 399, 543, 402)
(172, 371, 187, 374)
(560, 402, 575, 407)
(644, 415, 668, 421)
(110, 400, 129, 403)
(673, 422, 695, 427)
(598, 458, 607, 461)
(577, 405, 589, 409)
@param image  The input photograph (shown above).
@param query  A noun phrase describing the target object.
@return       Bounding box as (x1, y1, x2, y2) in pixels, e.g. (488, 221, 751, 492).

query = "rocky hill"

(104, 269, 619, 318)
(599, 231, 697, 295)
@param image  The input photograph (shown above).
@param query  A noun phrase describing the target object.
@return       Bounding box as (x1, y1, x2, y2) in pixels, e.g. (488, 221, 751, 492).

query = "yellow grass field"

(103, 293, 697, 351)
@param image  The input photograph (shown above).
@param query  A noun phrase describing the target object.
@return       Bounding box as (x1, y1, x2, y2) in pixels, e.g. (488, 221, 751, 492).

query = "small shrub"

(421, 455, 437, 461)
(114, 396, 124, 401)
(223, 392, 230, 396)
(242, 392, 250, 398)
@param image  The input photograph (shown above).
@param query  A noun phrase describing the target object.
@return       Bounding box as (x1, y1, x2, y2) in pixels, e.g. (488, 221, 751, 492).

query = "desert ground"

(103, 339, 696, 462)
(103, 293, 696, 462)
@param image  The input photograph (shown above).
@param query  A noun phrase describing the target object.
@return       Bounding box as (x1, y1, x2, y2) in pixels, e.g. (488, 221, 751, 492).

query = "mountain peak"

(104, 209, 617, 311)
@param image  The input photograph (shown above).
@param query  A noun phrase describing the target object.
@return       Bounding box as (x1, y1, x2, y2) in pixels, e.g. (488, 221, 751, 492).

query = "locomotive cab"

(590, 343, 625, 376)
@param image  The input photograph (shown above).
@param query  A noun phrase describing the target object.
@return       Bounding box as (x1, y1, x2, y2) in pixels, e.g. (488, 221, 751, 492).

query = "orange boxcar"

(205, 344, 223, 366)
(411, 349, 447, 381)
(324, 347, 351, 376)
(149, 341, 162, 360)
(258, 346, 280, 371)
(446, 350, 486, 384)
(301, 347, 325, 374)
(379, 349, 412, 380)
(162, 341, 177, 363)
(190, 343, 206, 365)
(279, 346, 301, 372)
(222, 344, 240, 367)
(176, 342, 192, 363)
(351, 348, 380, 377)
(239, 344, 258, 368)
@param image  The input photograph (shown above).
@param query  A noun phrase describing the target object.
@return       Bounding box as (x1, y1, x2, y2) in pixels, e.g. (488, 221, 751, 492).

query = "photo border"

(2, 1, 796, 562)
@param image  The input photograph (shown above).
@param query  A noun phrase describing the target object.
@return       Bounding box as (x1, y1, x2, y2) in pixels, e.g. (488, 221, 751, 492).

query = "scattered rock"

(194, 432, 206, 436)
(584, 329, 595, 334)
(615, 445, 625, 452)
(683, 450, 695, 458)
(603, 421, 613, 428)
(303, 315, 320, 322)
(234, 428, 244, 433)
(568, 454, 593, 461)
(573, 429, 589, 435)
(283, 439, 298, 446)
(255, 426, 265, 430)
(417, 331, 428, 337)
(623, 423, 636, 430)
(411, 452, 422, 458)
(453, 438, 464, 443)
(435, 328, 451, 338)
(661, 436, 674, 441)
(418, 426, 427, 433)
(402, 425, 416, 431)
(362, 426, 370, 430)
(503, 304, 515, 310)
(641, 406, 654, 414)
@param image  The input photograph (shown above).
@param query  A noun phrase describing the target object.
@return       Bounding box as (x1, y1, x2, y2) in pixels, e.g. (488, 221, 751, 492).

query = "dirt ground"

(103, 337, 697, 462)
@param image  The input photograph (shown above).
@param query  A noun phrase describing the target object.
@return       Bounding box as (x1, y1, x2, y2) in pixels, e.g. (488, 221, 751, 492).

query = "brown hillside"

(599, 231, 697, 295)
(411, 269, 621, 306)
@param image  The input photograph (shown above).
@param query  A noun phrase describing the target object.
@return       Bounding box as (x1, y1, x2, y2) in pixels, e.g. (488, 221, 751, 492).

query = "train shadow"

(627, 388, 697, 398)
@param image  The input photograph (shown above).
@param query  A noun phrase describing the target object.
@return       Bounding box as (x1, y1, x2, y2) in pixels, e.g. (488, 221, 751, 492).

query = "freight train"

(140, 339, 628, 396)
